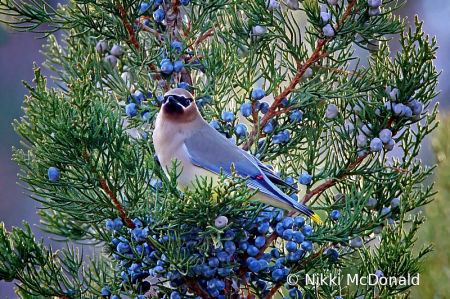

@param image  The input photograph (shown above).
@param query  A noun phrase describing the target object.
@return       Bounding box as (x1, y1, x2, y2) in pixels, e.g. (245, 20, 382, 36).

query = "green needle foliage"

(0, 0, 441, 298)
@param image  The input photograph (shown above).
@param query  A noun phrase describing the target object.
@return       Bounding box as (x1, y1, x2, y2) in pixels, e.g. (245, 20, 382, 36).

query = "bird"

(153, 88, 322, 225)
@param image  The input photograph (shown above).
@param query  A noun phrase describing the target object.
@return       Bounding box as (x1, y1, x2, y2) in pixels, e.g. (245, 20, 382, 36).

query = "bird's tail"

(291, 201, 323, 225)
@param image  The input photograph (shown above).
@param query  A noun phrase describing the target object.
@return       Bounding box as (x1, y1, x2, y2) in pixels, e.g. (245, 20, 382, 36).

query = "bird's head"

(160, 88, 200, 123)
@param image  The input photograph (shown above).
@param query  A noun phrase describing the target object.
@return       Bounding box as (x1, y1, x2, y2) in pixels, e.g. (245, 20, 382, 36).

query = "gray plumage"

(153, 88, 321, 224)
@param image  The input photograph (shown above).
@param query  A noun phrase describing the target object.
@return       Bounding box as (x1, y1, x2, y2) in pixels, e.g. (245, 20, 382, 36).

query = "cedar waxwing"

(153, 88, 322, 224)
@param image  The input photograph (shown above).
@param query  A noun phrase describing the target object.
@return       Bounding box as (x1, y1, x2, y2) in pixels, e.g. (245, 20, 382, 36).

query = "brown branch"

(118, 3, 167, 91)
(272, 104, 300, 117)
(242, 41, 328, 151)
(315, 64, 362, 78)
(194, 27, 214, 47)
(83, 152, 135, 229)
(263, 282, 281, 299)
(300, 113, 400, 205)
(137, 19, 164, 43)
(244, 276, 251, 298)
(100, 178, 136, 230)
(171, 0, 181, 16)
(251, 101, 259, 127)
(242, 0, 358, 151)
(185, 277, 210, 298)
(301, 156, 366, 205)
(225, 279, 231, 296)
(118, 3, 140, 50)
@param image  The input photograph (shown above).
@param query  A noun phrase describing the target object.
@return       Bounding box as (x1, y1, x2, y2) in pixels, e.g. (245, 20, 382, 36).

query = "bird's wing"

(184, 125, 321, 224)
(253, 159, 298, 192)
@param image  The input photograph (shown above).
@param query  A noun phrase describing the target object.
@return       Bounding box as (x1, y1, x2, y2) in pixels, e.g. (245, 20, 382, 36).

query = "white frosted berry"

(104, 55, 118, 68)
(362, 124, 372, 135)
(323, 24, 335, 37)
(237, 46, 249, 58)
(325, 104, 338, 119)
(374, 226, 383, 234)
(367, 39, 379, 51)
(389, 88, 399, 101)
(356, 134, 368, 147)
(111, 45, 123, 57)
(344, 121, 354, 135)
(355, 33, 365, 43)
(353, 104, 364, 114)
(365, 197, 377, 209)
(368, 6, 381, 16)
(286, 0, 299, 10)
(302, 68, 313, 78)
(320, 12, 331, 23)
(368, 0, 382, 7)
(393, 103, 404, 115)
(412, 102, 424, 115)
(334, 193, 344, 201)
(266, 0, 279, 10)
(379, 129, 392, 143)
(370, 138, 382, 151)
(253, 26, 267, 35)
(96, 41, 109, 54)
(387, 218, 396, 226)
(406, 98, 417, 108)
(384, 101, 394, 111)
(215, 216, 228, 228)
(383, 138, 395, 151)
(357, 148, 369, 158)
(351, 237, 364, 248)
(402, 105, 412, 117)
(381, 207, 391, 217)
(390, 198, 400, 208)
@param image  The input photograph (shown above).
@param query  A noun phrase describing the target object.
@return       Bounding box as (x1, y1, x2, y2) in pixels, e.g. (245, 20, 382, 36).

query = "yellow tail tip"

(311, 213, 323, 225)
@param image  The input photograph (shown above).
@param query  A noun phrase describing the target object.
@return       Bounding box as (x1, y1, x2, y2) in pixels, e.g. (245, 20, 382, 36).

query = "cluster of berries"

(96, 41, 123, 68)
(367, 0, 383, 17)
(125, 90, 155, 118)
(100, 205, 342, 299)
(140, 0, 190, 28)
(383, 87, 424, 121)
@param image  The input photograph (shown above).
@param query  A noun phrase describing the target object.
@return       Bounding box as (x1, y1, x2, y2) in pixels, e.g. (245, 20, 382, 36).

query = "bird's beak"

(167, 96, 178, 105)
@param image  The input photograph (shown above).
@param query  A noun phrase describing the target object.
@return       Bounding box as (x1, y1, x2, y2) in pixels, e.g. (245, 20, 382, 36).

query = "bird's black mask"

(162, 95, 192, 114)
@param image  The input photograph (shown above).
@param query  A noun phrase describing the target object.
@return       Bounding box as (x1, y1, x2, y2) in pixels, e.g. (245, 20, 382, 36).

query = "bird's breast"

(153, 121, 218, 191)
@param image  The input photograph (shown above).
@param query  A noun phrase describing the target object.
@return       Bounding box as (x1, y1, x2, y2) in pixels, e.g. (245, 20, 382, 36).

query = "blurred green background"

(0, 0, 449, 297)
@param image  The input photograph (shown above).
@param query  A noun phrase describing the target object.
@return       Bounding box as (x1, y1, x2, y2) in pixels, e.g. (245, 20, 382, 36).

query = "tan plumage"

(153, 88, 322, 224)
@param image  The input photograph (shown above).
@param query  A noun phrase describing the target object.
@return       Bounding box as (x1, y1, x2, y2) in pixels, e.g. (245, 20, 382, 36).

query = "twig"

(185, 277, 210, 298)
(118, 3, 140, 50)
(194, 27, 214, 47)
(136, 19, 164, 43)
(100, 178, 136, 230)
(301, 156, 365, 205)
(263, 282, 281, 299)
(117, 3, 167, 91)
(242, 40, 328, 151)
(225, 279, 231, 296)
(83, 152, 136, 229)
(251, 101, 259, 127)
(242, 0, 358, 151)
(315, 64, 362, 78)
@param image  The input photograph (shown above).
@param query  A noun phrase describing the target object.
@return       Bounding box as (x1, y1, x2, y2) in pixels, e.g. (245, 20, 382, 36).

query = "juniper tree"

(0, 0, 441, 298)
